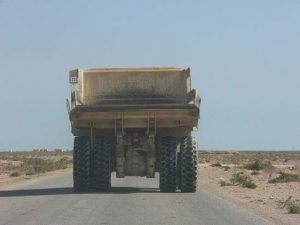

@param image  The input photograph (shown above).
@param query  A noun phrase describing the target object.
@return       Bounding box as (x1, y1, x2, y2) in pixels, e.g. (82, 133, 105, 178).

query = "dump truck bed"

(68, 67, 200, 133)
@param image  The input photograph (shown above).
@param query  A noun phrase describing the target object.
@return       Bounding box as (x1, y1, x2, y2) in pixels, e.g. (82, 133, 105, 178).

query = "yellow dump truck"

(67, 67, 200, 192)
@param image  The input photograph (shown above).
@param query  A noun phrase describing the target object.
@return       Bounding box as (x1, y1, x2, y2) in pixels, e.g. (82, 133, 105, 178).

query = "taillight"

(132, 132, 139, 143)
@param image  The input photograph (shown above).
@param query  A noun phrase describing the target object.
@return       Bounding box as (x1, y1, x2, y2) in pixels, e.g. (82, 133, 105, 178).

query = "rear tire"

(177, 152, 182, 189)
(180, 136, 197, 192)
(91, 137, 113, 192)
(159, 136, 177, 192)
(73, 136, 90, 192)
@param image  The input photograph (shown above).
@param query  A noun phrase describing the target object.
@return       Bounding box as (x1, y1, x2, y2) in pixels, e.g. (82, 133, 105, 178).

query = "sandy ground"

(0, 151, 73, 188)
(198, 152, 300, 225)
(0, 167, 72, 188)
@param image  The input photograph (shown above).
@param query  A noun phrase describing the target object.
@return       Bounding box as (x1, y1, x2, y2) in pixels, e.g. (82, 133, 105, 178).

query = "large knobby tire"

(177, 152, 182, 189)
(180, 136, 197, 192)
(73, 136, 90, 192)
(91, 137, 113, 192)
(159, 136, 177, 192)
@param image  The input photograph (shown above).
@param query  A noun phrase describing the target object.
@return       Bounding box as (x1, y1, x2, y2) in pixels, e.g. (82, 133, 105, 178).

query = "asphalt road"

(0, 171, 269, 225)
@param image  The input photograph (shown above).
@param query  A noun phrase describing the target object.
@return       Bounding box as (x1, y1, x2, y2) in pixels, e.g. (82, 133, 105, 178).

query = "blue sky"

(0, 0, 299, 150)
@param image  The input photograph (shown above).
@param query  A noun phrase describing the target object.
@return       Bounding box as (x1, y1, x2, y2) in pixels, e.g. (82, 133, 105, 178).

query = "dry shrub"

(244, 160, 274, 171)
(210, 162, 222, 167)
(222, 166, 230, 171)
(219, 180, 232, 187)
(230, 173, 257, 189)
(251, 171, 260, 175)
(10, 171, 21, 177)
(268, 171, 300, 183)
(288, 202, 300, 214)
(20, 157, 71, 175)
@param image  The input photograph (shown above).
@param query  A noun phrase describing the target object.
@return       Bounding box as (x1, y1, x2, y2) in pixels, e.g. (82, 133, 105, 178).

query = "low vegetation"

(219, 180, 231, 187)
(222, 166, 230, 171)
(10, 171, 21, 177)
(0, 151, 73, 178)
(210, 163, 230, 171)
(19, 157, 71, 175)
(210, 162, 222, 167)
(230, 173, 257, 189)
(199, 151, 300, 165)
(268, 171, 300, 183)
(288, 202, 300, 214)
(251, 171, 260, 175)
(244, 160, 274, 171)
(219, 173, 258, 189)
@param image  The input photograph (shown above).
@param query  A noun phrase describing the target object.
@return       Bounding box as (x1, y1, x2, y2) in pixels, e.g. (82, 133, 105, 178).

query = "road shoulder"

(0, 168, 72, 189)
(199, 163, 299, 225)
